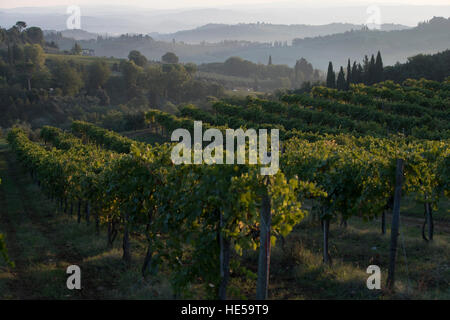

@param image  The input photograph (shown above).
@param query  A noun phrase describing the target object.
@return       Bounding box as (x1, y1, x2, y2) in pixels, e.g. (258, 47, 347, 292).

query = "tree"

(15, 21, 27, 33)
(223, 57, 255, 77)
(52, 61, 83, 95)
(24, 44, 45, 67)
(22, 44, 45, 90)
(326, 61, 335, 88)
(7, 26, 21, 46)
(268, 55, 272, 66)
(0, 28, 7, 45)
(365, 54, 377, 85)
(71, 43, 82, 55)
(357, 63, 363, 83)
(346, 59, 352, 89)
(162, 52, 179, 64)
(12, 43, 24, 64)
(351, 61, 359, 84)
(184, 63, 197, 76)
(94, 88, 110, 106)
(120, 60, 142, 98)
(336, 66, 347, 91)
(375, 51, 384, 83)
(295, 58, 314, 86)
(362, 55, 370, 84)
(88, 60, 111, 91)
(128, 50, 147, 67)
(25, 27, 44, 44)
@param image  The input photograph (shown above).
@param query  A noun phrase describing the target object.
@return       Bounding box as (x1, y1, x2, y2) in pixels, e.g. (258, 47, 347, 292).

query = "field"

(45, 53, 123, 67)
(1, 79, 449, 300)
(0, 135, 448, 299)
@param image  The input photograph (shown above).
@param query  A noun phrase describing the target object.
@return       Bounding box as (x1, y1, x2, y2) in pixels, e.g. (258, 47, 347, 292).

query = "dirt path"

(0, 141, 114, 299)
(0, 172, 28, 299)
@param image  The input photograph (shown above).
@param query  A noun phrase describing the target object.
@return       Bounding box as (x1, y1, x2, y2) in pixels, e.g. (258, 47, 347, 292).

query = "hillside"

(43, 29, 98, 41)
(2, 4, 450, 34)
(152, 22, 410, 44)
(3, 78, 448, 300)
(45, 17, 450, 70)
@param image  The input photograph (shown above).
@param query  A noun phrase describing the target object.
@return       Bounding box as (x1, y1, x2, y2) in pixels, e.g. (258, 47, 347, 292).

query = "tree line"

(326, 51, 384, 90)
(325, 49, 450, 91)
(0, 21, 226, 130)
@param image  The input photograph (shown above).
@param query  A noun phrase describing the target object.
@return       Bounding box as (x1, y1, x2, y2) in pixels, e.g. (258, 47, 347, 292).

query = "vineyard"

(0, 79, 449, 299)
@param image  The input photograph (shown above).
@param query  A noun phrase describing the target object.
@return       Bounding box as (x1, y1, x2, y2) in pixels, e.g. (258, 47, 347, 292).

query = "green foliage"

(87, 60, 111, 91)
(0, 177, 14, 268)
(128, 50, 147, 67)
(0, 233, 14, 268)
(326, 61, 335, 88)
(162, 52, 179, 64)
(384, 49, 450, 83)
(51, 60, 83, 95)
(71, 42, 82, 55)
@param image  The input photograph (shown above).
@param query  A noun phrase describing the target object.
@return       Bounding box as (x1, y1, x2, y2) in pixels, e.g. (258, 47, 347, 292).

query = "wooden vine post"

(218, 209, 231, 300)
(256, 187, 271, 300)
(387, 159, 404, 290)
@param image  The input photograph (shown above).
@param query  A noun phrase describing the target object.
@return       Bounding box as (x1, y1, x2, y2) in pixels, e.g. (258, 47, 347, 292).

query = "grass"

(0, 138, 172, 299)
(45, 53, 123, 67)
(254, 215, 449, 300)
(0, 137, 448, 299)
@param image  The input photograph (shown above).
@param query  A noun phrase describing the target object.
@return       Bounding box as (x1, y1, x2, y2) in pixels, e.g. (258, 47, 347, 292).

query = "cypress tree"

(336, 66, 347, 91)
(362, 55, 370, 84)
(346, 59, 352, 89)
(368, 54, 376, 85)
(357, 63, 363, 83)
(326, 61, 336, 88)
(268, 55, 272, 66)
(375, 51, 384, 83)
(351, 61, 359, 84)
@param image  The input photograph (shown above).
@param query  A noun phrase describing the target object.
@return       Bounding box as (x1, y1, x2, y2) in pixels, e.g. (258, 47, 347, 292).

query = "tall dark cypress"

(336, 66, 347, 91)
(346, 59, 352, 89)
(368, 54, 376, 85)
(375, 51, 384, 83)
(326, 61, 336, 88)
(357, 63, 363, 83)
(351, 61, 359, 84)
(362, 55, 370, 82)
(268, 55, 272, 66)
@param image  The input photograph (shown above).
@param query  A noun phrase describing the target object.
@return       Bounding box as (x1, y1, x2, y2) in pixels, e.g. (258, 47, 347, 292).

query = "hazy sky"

(1, 0, 450, 9)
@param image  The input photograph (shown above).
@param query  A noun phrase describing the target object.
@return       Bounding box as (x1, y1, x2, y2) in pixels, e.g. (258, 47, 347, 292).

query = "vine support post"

(77, 200, 81, 224)
(387, 159, 404, 290)
(85, 201, 90, 225)
(95, 208, 100, 235)
(107, 218, 116, 247)
(423, 202, 434, 241)
(381, 211, 386, 235)
(218, 210, 230, 300)
(142, 211, 154, 278)
(142, 241, 153, 278)
(322, 217, 331, 265)
(122, 212, 131, 264)
(427, 203, 433, 241)
(256, 190, 271, 300)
